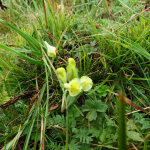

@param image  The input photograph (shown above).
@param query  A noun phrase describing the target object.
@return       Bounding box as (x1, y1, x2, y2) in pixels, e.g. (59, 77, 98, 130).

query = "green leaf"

(73, 128, 93, 144)
(82, 100, 93, 111)
(86, 110, 97, 121)
(31, 132, 41, 141)
(67, 95, 76, 108)
(82, 100, 107, 121)
(0, 19, 41, 51)
(126, 119, 136, 131)
(97, 85, 110, 97)
(68, 106, 80, 128)
(89, 127, 100, 138)
(118, 36, 150, 61)
(68, 106, 80, 118)
(0, 44, 42, 65)
(89, 75, 110, 94)
(82, 100, 107, 112)
(127, 131, 144, 142)
(69, 139, 80, 150)
(0, 123, 5, 131)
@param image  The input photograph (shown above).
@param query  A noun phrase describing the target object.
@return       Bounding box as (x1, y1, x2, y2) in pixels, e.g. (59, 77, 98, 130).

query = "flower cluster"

(57, 58, 93, 97)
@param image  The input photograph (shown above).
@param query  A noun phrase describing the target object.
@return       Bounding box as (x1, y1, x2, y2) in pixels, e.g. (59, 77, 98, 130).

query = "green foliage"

(68, 139, 80, 150)
(127, 131, 144, 142)
(73, 128, 93, 144)
(82, 99, 107, 121)
(0, 90, 10, 106)
(0, 0, 150, 149)
(48, 115, 66, 128)
(96, 85, 110, 97)
(68, 106, 80, 128)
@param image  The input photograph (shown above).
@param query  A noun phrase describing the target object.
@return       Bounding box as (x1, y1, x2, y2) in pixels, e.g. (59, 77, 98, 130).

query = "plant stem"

(66, 107, 69, 150)
(118, 91, 126, 150)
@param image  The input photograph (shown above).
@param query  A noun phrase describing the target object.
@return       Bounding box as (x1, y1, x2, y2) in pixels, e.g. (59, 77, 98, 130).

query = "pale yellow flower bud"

(44, 41, 56, 58)
(68, 58, 76, 69)
(57, 5, 61, 10)
(57, 67, 67, 83)
(67, 58, 78, 81)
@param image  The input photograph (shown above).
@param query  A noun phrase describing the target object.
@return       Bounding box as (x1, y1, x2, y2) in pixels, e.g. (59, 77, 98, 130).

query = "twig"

(125, 106, 150, 115)
(42, 50, 59, 79)
(43, 0, 48, 29)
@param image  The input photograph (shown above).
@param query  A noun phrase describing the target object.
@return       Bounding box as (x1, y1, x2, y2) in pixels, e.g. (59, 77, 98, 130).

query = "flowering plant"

(57, 58, 93, 97)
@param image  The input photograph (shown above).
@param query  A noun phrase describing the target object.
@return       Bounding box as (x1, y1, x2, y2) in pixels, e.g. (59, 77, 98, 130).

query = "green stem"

(118, 92, 126, 150)
(66, 107, 69, 150)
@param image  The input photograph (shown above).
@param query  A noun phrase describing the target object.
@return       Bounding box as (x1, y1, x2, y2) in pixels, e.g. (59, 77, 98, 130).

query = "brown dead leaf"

(50, 104, 59, 111)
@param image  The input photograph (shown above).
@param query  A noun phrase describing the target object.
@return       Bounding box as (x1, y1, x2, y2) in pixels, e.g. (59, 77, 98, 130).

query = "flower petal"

(80, 76, 93, 91)
(64, 83, 71, 89)
(64, 78, 82, 97)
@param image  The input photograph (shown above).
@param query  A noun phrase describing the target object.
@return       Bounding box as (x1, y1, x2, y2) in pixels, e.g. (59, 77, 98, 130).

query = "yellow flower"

(44, 41, 56, 58)
(57, 68, 67, 83)
(67, 58, 78, 81)
(80, 76, 93, 91)
(57, 5, 61, 10)
(68, 58, 76, 69)
(64, 78, 82, 96)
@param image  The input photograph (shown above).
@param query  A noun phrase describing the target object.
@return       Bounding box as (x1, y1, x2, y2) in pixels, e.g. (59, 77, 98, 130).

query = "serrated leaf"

(82, 100, 107, 112)
(86, 110, 97, 121)
(89, 127, 100, 138)
(68, 106, 80, 118)
(126, 119, 136, 130)
(97, 85, 110, 97)
(67, 95, 76, 108)
(127, 131, 144, 142)
(69, 139, 80, 150)
(73, 128, 93, 144)
(80, 143, 91, 150)
(82, 100, 107, 121)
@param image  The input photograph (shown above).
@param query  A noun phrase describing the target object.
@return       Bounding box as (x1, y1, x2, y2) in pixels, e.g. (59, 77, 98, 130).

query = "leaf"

(89, 127, 100, 138)
(88, 75, 110, 94)
(73, 128, 93, 144)
(0, 91, 10, 106)
(50, 104, 59, 111)
(97, 85, 110, 97)
(69, 139, 80, 150)
(126, 119, 136, 131)
(90, 40, 97, 46)
(127, 131, 144, 142)
(86, 110, 97, 121)
(82, 100, 107, 121)
(118, 36, 150, 61)
(68, 106, 80, 118)
(0, 19, 41, 51)
(0, 123, 5, 131)
(80, 143, 91, 150)
(67, 95, 76, 108)
(82, 100, 107, 112)
(0, 44, 42, 65)
(31, 132, 41, 141)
